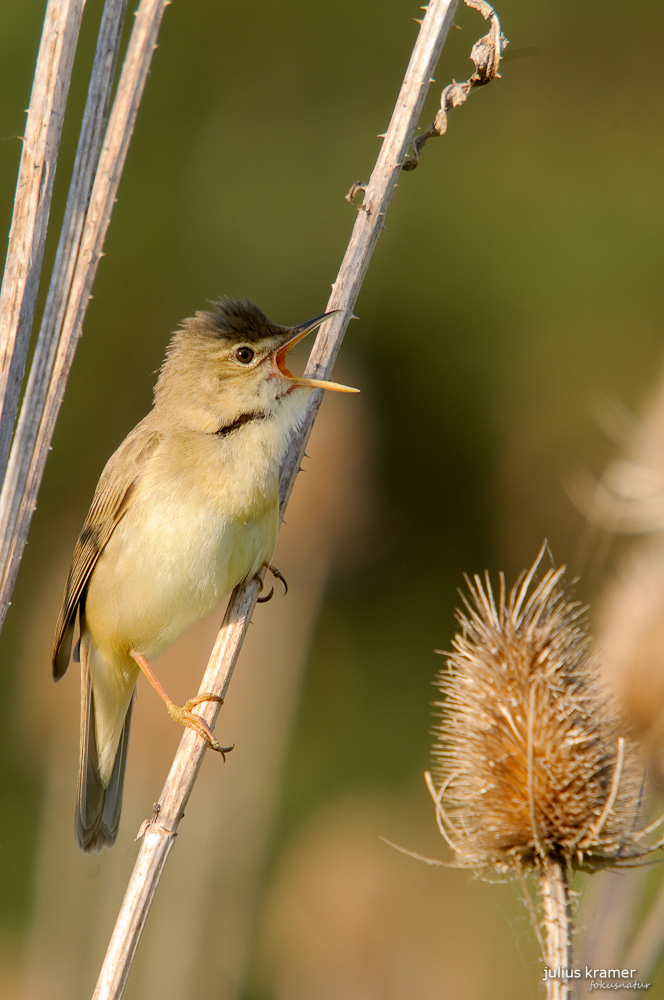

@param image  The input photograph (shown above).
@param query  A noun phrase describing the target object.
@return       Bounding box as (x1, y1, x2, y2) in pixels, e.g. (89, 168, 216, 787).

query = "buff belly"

(82, 486, 278, 783)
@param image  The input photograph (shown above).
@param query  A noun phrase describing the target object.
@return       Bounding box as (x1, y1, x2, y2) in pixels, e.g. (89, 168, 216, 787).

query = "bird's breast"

(83, 421, 287, 661)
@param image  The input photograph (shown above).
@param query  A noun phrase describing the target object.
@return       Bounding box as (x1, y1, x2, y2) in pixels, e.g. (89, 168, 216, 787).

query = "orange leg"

(129, 649, 233, 759)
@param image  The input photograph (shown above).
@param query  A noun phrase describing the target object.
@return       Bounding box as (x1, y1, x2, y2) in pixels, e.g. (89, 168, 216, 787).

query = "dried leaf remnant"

(404, 0, 508, 170)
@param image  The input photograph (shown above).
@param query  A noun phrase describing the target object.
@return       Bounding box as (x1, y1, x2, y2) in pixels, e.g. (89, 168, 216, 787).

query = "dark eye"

(235, 346, 255, 364)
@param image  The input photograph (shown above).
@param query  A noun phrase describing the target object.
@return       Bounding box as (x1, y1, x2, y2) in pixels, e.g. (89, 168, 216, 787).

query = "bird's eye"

(234, 346, 255, 364)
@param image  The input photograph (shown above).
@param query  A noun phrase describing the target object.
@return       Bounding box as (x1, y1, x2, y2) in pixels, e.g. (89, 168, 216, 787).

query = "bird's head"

(154, 299, 357, 433)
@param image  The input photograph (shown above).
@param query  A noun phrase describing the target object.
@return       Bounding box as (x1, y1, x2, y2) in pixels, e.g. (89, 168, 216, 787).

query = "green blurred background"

(1, 1, 664, 997)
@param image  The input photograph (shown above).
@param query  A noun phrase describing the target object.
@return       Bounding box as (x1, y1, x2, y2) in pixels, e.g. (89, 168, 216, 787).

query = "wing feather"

(52, 422, 162, 679)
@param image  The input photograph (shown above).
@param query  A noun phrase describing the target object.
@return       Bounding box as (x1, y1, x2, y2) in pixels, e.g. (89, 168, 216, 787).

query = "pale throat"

(218, 382, 309, 450)
(204, 386, 309, 516)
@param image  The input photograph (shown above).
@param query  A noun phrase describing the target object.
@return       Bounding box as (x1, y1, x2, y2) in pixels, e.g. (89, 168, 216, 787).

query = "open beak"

(275, 311, 359, 393)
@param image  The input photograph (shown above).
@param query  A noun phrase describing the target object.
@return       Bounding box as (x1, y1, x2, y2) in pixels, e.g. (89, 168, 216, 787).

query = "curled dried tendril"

(404, 0, 508, 171)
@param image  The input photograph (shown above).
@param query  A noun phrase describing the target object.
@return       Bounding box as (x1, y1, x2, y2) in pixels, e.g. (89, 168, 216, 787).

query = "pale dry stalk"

(0, 0, 169, 629)
(540, 858, 573, 1000)
(90, 2, 465, 997)
(0, 0, 84, 476)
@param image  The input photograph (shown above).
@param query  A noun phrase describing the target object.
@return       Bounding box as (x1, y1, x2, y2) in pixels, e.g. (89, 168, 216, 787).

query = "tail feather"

(76, 662, 134, 852)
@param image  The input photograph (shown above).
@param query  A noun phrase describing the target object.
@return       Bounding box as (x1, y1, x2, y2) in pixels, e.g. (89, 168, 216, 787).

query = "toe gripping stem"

(257, 563, 289, 603)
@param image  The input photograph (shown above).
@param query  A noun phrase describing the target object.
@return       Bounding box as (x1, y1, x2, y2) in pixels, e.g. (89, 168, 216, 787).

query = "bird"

(52, 298, 357, 852)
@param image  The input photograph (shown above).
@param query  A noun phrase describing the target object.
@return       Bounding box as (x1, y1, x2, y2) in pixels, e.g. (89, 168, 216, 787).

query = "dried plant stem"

(0, 0, 130, 626)
(0, 0, 168, 630)
(279, 0, 460, 507)
(91, 2, 460, 997)
(0, 0, 84, 477)
(540, 858, 573, 999)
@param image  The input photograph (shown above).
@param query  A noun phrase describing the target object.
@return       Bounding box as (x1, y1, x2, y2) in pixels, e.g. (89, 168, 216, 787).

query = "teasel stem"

(540, 856, 573, 999)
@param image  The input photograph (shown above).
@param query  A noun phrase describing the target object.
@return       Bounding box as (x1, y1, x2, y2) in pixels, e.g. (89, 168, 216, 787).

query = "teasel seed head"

(429, 548, 654, 875)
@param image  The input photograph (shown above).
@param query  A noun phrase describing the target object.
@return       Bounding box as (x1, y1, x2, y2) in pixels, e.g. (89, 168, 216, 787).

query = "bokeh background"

(1, 0, 664, 997)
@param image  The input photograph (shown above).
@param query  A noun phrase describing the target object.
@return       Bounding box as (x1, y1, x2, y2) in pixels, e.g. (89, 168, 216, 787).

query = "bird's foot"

(257, 563, 288, 603)
(129, 650, 233, 758)
(167, 693, 233, 759)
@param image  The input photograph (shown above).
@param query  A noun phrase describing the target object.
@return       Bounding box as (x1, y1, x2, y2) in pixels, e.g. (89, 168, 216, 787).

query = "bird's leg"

(129, 649, 233, 758)
(256, 563, 289, 603)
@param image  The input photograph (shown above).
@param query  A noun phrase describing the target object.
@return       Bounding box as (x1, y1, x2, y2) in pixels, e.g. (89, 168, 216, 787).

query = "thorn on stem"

(346, 181, 367, 205)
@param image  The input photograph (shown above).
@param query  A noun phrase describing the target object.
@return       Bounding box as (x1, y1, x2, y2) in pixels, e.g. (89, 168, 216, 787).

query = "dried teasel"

(428, 549, 663, 876)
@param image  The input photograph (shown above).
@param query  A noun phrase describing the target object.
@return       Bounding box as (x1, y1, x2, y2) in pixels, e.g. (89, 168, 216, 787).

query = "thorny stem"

(0, 0, 84, 478)
(0, 0, 164, 629)
(540, 858, 574, 1000)
(91, 3, 465, 997)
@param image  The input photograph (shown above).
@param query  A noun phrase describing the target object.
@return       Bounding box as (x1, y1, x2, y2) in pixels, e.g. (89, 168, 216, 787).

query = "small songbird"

(52, 298, 357, 852)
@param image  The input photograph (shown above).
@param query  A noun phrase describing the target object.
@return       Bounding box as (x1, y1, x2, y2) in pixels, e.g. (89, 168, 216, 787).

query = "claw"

(255, 564, 288, 603)
(180, 693, 233, 757)
(167, 702, 234, 757)
(268, 563, 288, 596)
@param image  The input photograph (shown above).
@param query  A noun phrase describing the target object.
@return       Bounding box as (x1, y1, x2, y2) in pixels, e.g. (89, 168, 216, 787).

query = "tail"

(76, 659, 134, 852)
